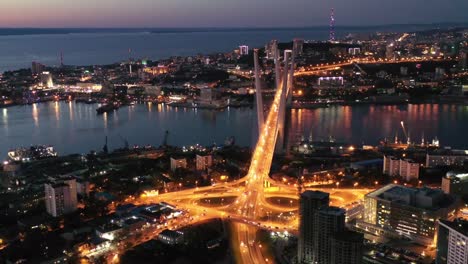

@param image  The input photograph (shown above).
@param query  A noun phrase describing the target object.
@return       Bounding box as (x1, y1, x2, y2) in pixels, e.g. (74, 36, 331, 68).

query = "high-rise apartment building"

(436, 219, 468, 264)
(298, 191, 329, 263)
(265, 40, 278, 60)
(298, 190, 363, 264)
(44, 178, 78, 217)
(330, 230, 364, 264)
(293, 38, 304, 56)
(31, 61, 45, 75)
(315, 206, 346, 264)
(383, 156, 420, 181)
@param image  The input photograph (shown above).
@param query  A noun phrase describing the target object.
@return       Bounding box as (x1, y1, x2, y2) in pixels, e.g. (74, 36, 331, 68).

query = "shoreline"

(2, 98, 468, 110)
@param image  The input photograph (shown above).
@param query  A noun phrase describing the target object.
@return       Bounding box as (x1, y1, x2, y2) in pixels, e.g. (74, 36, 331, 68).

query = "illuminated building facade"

(143, 65, 169, 76)
(436, 219, 468, 264)
(158, 230, 184, 245)
(386, 43, 395, 60)
(363, 184, 456, 245)
(317, 76, 344, 87)
(348, 47, 361, 55)
(44, 178, 77, 217)
(196, 154, 212, 171)
(426, 153, 468, 167)
(441, 172, 468, 197)
(239, 45, 249, 55)
(383, 156, 420, 181)
(40, 71, 54, 88)
(170, 157, 187, 172)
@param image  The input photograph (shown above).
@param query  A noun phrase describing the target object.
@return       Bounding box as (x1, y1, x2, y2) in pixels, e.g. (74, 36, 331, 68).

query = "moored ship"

(8, 145, 58, 162)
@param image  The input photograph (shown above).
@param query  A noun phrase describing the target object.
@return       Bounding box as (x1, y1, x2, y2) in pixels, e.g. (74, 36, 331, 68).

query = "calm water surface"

(1, 102, 468, 158)
(0, 29, 331, 72)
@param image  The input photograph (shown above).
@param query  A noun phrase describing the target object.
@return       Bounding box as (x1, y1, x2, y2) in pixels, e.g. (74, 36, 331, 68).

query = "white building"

(44, 178, 78, 217)
(196, 154, 213, 171)
(383, 156, 419, 181)
(436, 219, 468, 264)
(239, 45, 249, 56)
(170, 157, 187, 172)
(399, 159, 420, 181)
(383, 155, 401, 176)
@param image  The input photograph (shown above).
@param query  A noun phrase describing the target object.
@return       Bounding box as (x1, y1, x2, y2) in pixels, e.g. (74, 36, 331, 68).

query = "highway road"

(85, 55, 415, 263)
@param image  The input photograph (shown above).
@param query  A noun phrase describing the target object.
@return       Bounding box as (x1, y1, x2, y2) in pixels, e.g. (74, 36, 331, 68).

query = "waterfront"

(2, 102, 468, 158)
(0, 25, 443, 72)
(0, 29, 330, 72)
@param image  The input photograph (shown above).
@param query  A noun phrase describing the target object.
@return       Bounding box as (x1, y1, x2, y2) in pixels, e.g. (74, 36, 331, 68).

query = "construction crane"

(400, 121, 410, 144)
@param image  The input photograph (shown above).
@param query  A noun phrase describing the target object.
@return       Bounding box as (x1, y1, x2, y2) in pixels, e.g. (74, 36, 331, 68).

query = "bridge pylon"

(254, 49, 264, 135)
(275, 50, 291, 154)
(286, 47, 296, 108)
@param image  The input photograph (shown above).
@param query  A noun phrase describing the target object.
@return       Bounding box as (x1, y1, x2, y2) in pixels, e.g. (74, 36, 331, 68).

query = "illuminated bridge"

(86, 43, 379, 263)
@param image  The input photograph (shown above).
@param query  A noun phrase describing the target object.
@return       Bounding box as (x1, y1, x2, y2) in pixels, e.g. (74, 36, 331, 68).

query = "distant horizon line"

(0, 21, 467, 30)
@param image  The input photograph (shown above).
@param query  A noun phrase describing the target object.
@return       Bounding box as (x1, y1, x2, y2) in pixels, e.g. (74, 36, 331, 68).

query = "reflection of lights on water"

(103, 112, 108, 129)
(68, 101, 74, 121)
(54, 101, 59, 120)
(32, 103, 39, 127)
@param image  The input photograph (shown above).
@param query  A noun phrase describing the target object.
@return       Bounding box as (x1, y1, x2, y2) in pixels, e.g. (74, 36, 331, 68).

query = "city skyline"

(1, 0, 468, 28)
(0, 2, 467, 262)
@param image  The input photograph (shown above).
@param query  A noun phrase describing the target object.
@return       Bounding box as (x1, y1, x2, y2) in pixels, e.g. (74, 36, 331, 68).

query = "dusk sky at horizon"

(1, 0, 468, 28)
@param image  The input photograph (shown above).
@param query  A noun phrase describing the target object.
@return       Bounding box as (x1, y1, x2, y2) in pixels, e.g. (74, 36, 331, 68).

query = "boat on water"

(96, 102, 120, 114)
(8, 145, 58, 162)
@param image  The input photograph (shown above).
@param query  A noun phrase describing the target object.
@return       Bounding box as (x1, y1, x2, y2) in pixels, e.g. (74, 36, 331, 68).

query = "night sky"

(1, 0, 468, 27)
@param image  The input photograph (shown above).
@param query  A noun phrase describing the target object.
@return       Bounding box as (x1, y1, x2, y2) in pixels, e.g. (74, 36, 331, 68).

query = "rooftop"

(439, 219, 468, 237)
(367, 184, 453, 210)
(318, 206, 345, 216)
(301, 190, 329, 200)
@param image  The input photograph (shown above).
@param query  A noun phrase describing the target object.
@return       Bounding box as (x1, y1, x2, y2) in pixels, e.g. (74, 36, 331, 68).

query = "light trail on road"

(88, 56, 401, 263)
